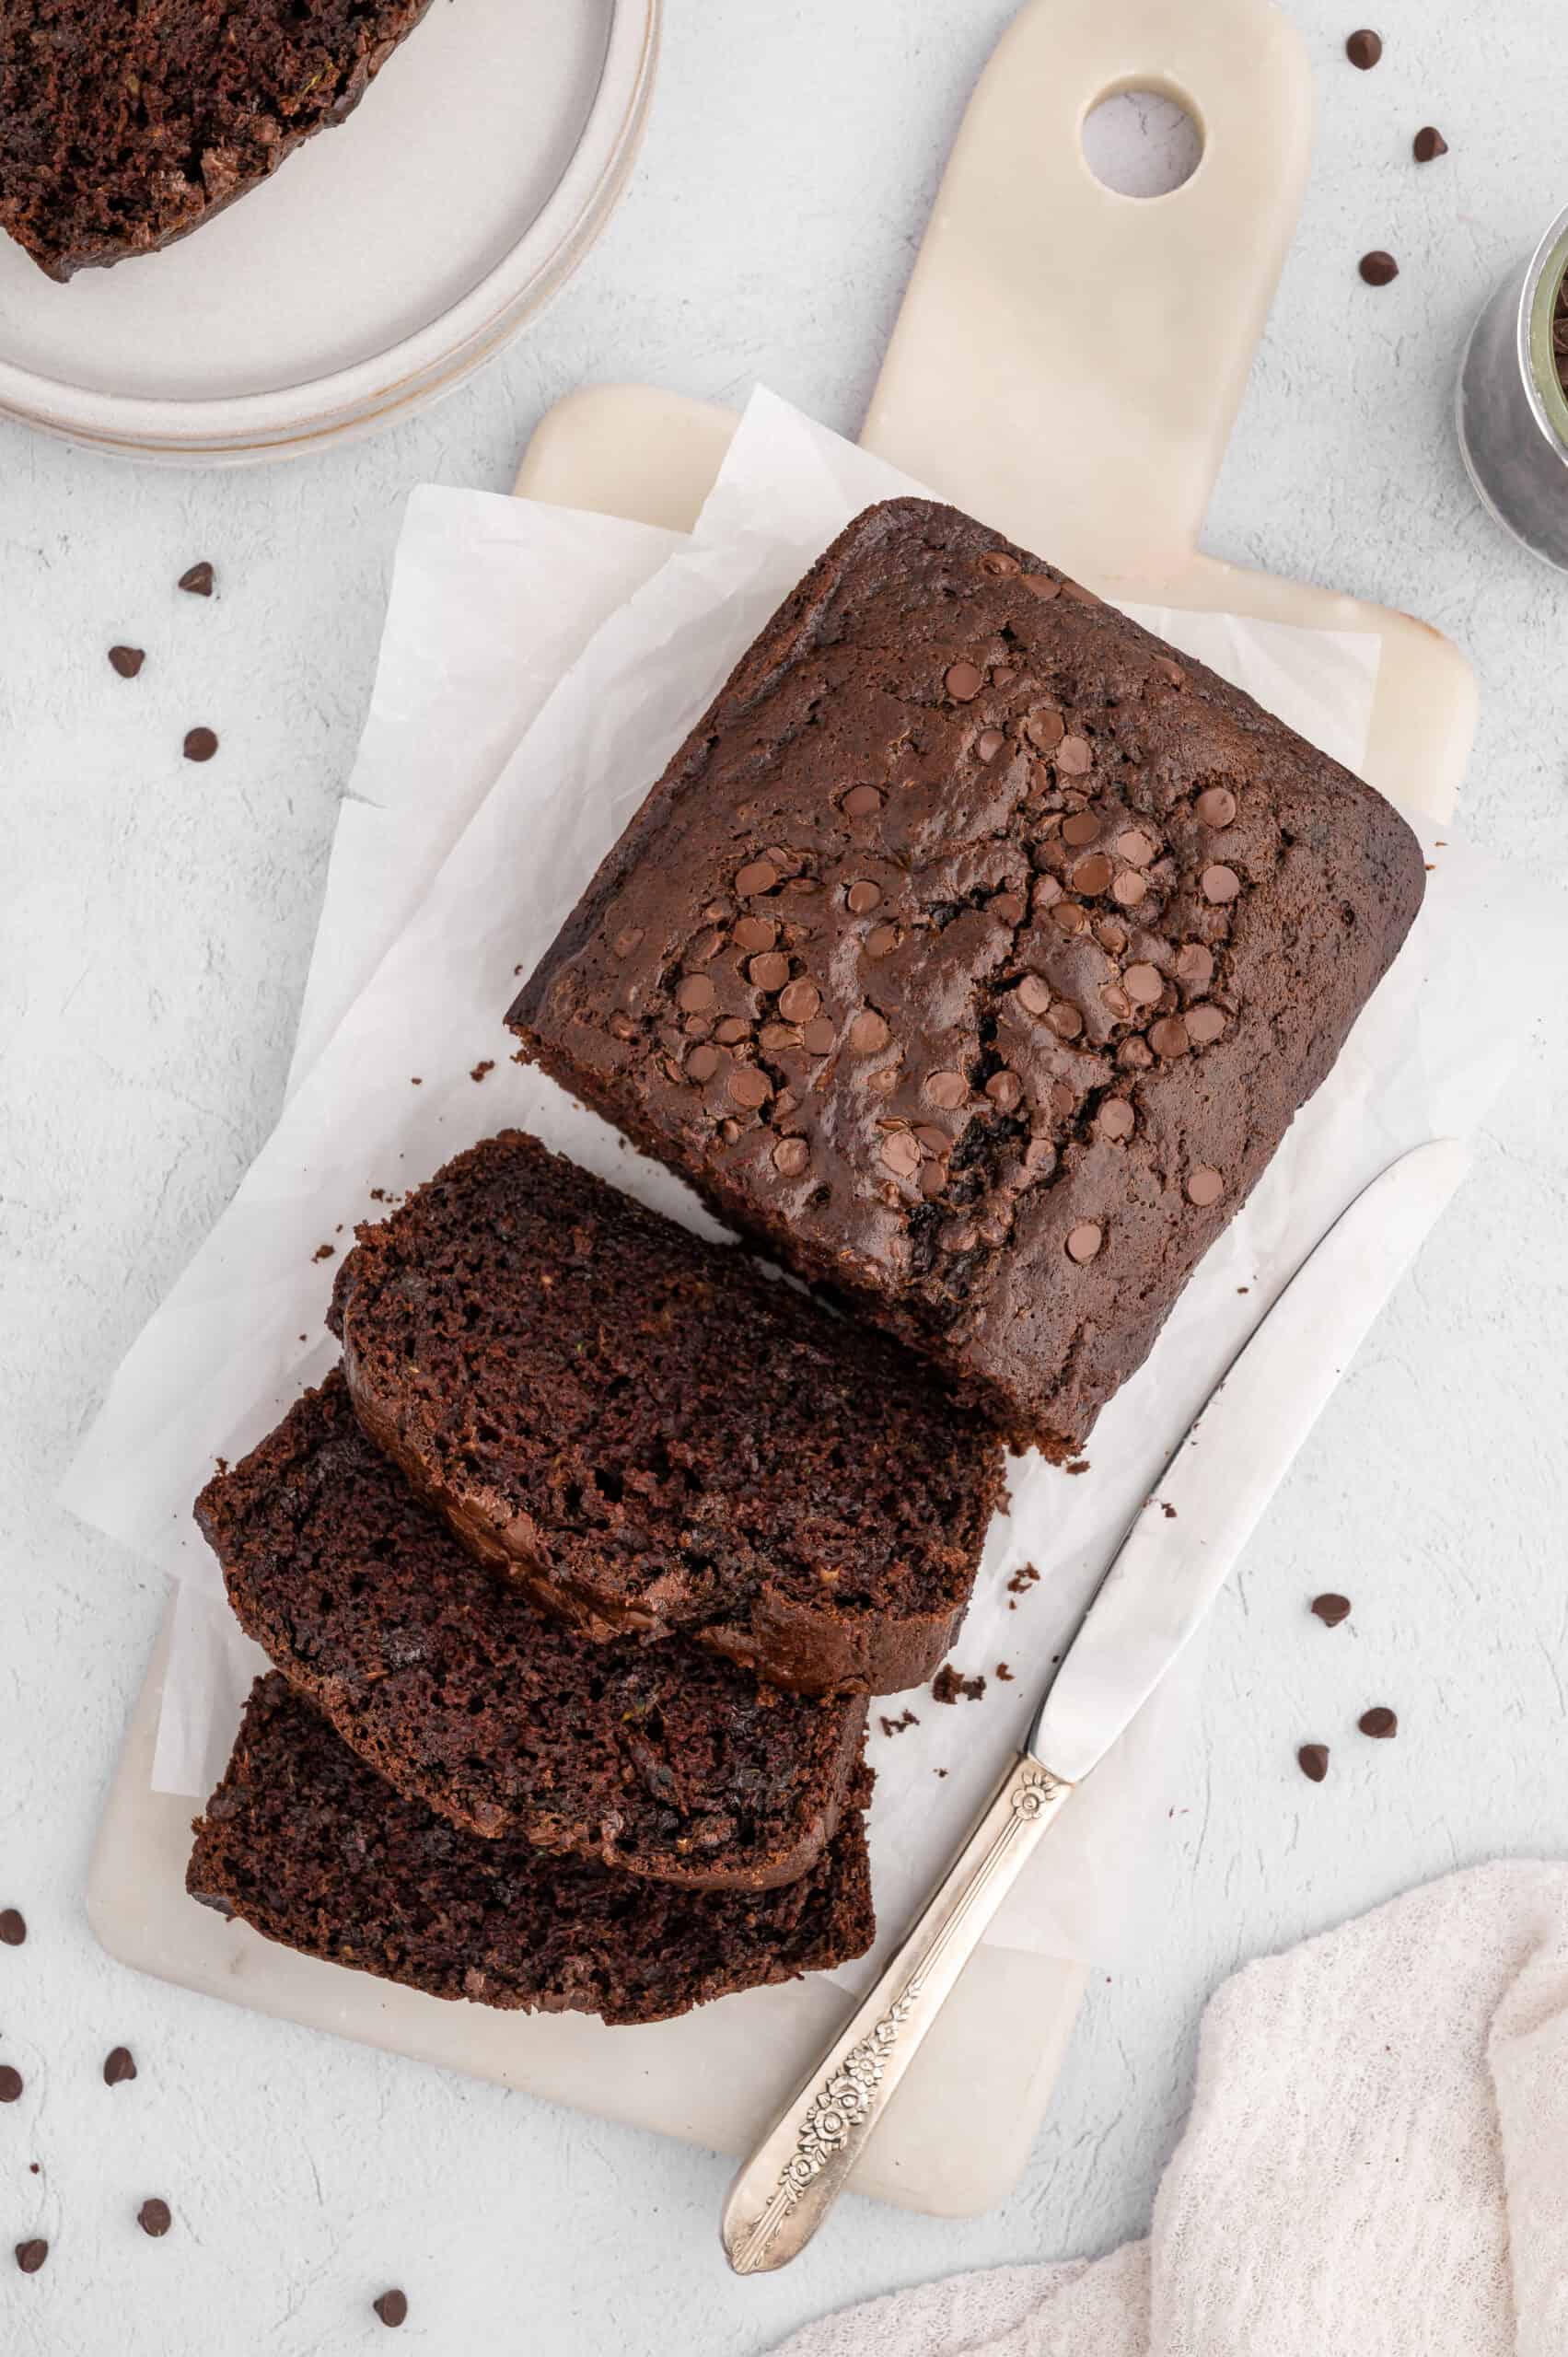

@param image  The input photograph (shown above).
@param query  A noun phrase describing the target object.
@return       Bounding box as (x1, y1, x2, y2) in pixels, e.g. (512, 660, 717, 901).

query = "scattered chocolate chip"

(1150, 1016, 1191, 1059)
(611, 926, 645, 958)
(945, 660, 983, 701)
(801, 1017, 837, 1054)
(923, 1070, 968, 1109)
(849, 1009, 890, 1053)
(1345, 28, 1382, 67)
(772, 1137, 810, 1178)
(1020, 574, 1061, 599)
(979, 550, 1020, 576)
(1359, 1706, 1399, 1739)
(138, 2199, 172, 2237)
(1015, 974, 1052, 1016)
(985, 1069, 1023, 1111)
(684, 1043, 720, 1084)
(1047, 1001, 1085, 1040)
(732, 916, 775, 954)
(746, 952, 790, 993)
(1123, 961, 1163, 1006)
(1066, 1222, 1103, 1263)
(178, 560, 215, 597)
(1185, 1004, 1226, 1046)
(108, 644, 145, 679)
(1311, 1593, 1353, 1628)
(1153, 657, 1186, 690)
(1202, 864, 1240, 903)
(1061, 811, 1100, 848)
(1297, 1743, 1330, 1782)
(865, 923, 900, 960)
(728, 1066, 771, 1109)
(1062, 579, 1101, 604)
(844, 881, 881, 915)
(736, 859, 779, 897)
(1056, 734, 1092, 775)
(675, 974, 715, 1015)
(1051, 900, 1087, 935)
(938, 1220, 978, 1252)
(1026, 704, 1065, 751)
(0, 2066, 22, 2102)
(182, 726, 218, 762)
(976, 726, 1007, 762)
(0, 1910, 26, 1945)
(1096, 1099, 1135, 1142)
(842, 784, 883, 818)
(15, 2239, 47, 2273)
(1116, 829, 1156, 866)
(1412, 125, 1447, 162)
(374, 2289, 409, 2328)
(1072, 854, 1113, 898)
(103, 2046, 137, 2086)
(1186, 1165, 1225, 1205)
(1195, 786, 1237, 828)
(1359, 250, 1399, 286)
(1176, 942, 1214, 990)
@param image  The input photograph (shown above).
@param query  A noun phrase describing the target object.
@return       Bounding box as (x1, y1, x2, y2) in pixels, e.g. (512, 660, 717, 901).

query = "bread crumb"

(995, 1662, 1014, 1681)
(312, 1243, 334, 1262)
(1065, 1457, 1090, 1476)
(470, 1060, 494, 1084)
(933, 1664, 986, 1704)
(1005, 1563, 1040, 1596)
(877, 1708, 920, 1738)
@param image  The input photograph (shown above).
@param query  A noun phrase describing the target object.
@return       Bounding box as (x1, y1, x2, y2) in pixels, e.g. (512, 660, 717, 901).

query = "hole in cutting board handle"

(1081, 85, 1203, 200)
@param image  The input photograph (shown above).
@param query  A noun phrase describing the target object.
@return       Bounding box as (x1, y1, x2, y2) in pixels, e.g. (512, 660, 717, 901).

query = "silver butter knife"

(723, 1138, 1469, 2273)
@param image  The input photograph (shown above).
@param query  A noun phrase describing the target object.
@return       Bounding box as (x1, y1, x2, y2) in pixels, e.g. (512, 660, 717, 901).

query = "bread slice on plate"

(197, 1375, 866, 1895)
(190, 1675, 876, 2026)
(329, 1132, 1005, 1697)
(0, 0, 435, 280)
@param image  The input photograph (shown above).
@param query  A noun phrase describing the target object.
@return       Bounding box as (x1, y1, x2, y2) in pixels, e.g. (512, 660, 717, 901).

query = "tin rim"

(1516, 198, 1568, 460)
(0, 0, 657, 461)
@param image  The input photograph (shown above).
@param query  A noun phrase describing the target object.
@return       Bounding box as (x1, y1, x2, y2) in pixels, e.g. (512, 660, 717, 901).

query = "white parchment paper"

(63, 389, 1562, 1985)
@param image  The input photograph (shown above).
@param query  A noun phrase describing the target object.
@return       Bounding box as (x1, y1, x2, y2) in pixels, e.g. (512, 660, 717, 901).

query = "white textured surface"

(4, 3, 1568, 2351)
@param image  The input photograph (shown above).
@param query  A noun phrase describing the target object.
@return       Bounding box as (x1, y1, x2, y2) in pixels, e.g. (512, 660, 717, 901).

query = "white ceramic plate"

(0, 0, 658, 464)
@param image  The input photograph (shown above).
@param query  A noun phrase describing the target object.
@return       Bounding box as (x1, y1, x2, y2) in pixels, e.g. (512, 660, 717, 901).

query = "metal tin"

(1457, 201, 1568, 571)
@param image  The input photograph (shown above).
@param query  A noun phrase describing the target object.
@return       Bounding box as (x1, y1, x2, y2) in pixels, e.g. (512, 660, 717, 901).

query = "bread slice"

(1, 0, 435, 280)
(189, 1676, 876, 2026)
(196, 1376, 866, 1893)
(328, 1132, 1005, 1697)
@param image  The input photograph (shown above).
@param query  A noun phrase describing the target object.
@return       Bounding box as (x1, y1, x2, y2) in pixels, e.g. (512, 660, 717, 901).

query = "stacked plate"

(0, 0, 658, 464)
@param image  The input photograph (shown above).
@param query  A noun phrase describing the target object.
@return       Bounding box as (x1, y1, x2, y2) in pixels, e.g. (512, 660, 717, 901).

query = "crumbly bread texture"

(196, 1375, 866, 1893)
(509, 498, 1427, 1454)
(189, 1677, 876, 2026)
(0, 0, 433, 280)
(330, 1132, 1004, 1695)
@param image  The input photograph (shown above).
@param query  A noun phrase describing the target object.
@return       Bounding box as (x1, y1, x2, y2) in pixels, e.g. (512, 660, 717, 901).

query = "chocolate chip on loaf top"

(190, 1677, 876, 2026)
(509, 498, 1426, 1455)
(198, 1375, 867, 1894)
(0, 0, 435, 280)
(329, 1132, 1004, 1697)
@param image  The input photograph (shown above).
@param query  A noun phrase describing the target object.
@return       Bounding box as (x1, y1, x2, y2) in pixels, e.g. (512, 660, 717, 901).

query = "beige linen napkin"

(774, 1863, 1568, 2357)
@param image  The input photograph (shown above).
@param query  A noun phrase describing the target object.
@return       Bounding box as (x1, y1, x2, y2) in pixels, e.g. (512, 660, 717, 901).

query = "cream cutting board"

(89, 0, 1474, 2223)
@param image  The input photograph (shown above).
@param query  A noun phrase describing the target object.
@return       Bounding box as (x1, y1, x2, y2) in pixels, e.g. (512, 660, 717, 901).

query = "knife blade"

(1028, 1135, 1470, 1781)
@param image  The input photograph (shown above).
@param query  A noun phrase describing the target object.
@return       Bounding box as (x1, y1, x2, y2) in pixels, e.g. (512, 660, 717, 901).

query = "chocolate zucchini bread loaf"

(0, 0, 434, 280)
(509, 498, 1427, 1455)
(190, 1677, 876, 2026)
(329, 1132, 1004, 1696)
(197, 1376, 866, 1892)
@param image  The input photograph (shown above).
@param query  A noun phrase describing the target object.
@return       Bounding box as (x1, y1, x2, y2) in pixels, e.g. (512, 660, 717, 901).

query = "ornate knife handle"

(721, 1752, 1074, 2274)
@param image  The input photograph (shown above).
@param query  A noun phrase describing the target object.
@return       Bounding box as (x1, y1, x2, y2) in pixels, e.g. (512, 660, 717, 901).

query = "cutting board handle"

(861, 0, 1313, 585)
